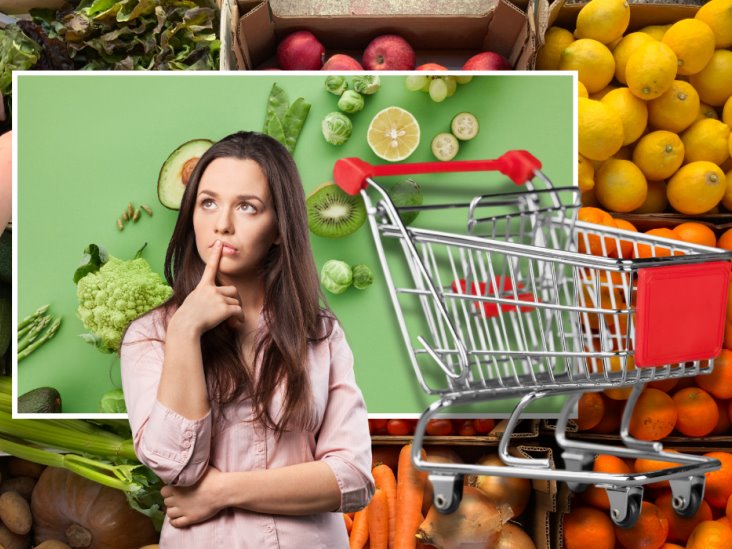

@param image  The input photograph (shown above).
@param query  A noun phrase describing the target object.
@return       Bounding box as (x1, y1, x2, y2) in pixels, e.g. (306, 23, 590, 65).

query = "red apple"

(416, 63, 448, 70)
(462, 51, 512, 70)
(277, 30, 324, 70)
(362, 34, 416, 70)
(322, 54, 364, 71)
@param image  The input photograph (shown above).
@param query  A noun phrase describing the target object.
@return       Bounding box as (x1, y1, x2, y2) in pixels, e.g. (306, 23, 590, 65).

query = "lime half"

(367, 106, 421, 162)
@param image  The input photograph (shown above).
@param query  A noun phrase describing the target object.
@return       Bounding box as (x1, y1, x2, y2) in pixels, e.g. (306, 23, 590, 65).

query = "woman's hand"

(172, 239, 245, 336)
(162, 466, 227, 528)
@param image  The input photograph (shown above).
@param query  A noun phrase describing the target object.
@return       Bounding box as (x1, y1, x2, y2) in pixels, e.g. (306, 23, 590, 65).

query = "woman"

(120, 131, 374, 548)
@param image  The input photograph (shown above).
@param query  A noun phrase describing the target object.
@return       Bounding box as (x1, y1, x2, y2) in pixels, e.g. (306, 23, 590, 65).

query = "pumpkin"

(31, 467, 158, 549)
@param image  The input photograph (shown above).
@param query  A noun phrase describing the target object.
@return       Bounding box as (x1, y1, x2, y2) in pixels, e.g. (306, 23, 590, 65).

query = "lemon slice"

(367, 106, 420, 162)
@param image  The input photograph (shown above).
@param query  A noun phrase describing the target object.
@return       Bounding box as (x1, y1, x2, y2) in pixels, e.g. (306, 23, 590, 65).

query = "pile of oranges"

(538, 0, 732, 217)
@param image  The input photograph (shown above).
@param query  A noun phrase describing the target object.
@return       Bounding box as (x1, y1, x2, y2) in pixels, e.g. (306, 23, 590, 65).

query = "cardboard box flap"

(236, 0, 276, 69)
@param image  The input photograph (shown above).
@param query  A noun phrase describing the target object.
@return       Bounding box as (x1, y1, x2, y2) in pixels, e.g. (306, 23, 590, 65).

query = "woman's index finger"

(201, 240, 222, 285)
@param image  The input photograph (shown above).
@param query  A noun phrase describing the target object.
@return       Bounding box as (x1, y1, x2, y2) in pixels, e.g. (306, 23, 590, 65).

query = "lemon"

(578, 81, 589, 98)
(559, 39, 615, 94)
(639, 24, 671, 41)
(595, 159, 648, 212)
(625, 41, 678, 100)
(722, 168, 732, 210)
(613, 146, 633, 160)
(698, 102, 721, 123)
(690, 50, 732, 107)
(612, 32, 655, 85)
(578, 154, 595, 191)
(681, 118, 731, 165)
(634, 179, 669, 213)
(579, 97, 624, 161)
(667, 161, 726, 214)
(590, 85, 618, 101)
(536, 26, 575, 70)
(647, 80, 700, 133)
(632, 131, 685, 180)
(601, 87, 648, 145)
(662, 19, 716, 76)
(367, 106, 420, 162)
(575, 0, 630, 44)
(724, 96, 732, 128)
(695, 0, 732, 48)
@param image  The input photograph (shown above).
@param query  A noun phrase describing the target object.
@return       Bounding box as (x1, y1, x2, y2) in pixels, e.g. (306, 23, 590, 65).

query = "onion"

(416, 486, 512, 549)
(468, 454, 532, 519)
(495, 523, 536, 549)
(423, 446, 465, 516)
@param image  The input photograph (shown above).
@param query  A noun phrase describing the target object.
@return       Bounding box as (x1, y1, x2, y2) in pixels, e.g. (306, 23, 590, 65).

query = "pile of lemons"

(537, 0, 732, 216)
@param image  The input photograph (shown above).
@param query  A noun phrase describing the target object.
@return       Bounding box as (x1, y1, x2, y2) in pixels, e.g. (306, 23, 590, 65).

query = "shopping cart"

(334, 150, 732, 528)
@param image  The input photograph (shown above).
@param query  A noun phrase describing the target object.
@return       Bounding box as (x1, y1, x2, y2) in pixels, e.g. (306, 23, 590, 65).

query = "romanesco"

(76, 256, 172, 354)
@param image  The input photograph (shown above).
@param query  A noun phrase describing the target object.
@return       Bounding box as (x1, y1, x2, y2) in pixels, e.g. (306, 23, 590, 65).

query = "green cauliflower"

(76, 256, 172, 354)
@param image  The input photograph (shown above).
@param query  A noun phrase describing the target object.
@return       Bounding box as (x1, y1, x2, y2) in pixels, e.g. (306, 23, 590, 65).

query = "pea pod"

(266, 113, 287, 147)
(283, 98, 311, 153)
(263, 83, 289, 136)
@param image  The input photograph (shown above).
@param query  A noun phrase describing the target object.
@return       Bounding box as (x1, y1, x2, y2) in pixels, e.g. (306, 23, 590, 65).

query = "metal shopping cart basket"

(333, 150, 732, 528)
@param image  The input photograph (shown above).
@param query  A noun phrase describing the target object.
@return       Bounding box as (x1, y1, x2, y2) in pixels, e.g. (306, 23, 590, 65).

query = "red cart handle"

(333, 150, 542, 196)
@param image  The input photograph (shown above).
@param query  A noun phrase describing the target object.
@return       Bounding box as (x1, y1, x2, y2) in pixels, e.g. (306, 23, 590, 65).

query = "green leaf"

(73, 244, 109, 284)
(99, 389, 126, 413)
(0, 26, 40, 98)
(133, 242, 148, 259)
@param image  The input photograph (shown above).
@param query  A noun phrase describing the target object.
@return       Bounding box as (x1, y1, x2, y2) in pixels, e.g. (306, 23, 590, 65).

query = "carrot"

(395, 443, 427, 549)
(344, 513, 353, 535)
(369, 488, 390, 549)
(373, 463, 397, 548)
(349, 506, 369, 549)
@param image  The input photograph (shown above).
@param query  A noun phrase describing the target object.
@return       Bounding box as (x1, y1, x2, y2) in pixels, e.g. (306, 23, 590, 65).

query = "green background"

(17, 73, 574, 414)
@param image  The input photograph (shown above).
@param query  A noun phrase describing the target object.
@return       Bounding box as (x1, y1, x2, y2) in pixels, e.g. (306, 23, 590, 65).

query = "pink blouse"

(120, 309, 374, 548)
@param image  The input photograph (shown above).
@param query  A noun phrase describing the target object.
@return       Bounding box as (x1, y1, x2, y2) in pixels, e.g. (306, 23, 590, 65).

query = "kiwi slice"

(451, 112, 479, 141)
(307, 182, 367, 238)
(431, 132, 459, 161)
(158, 139, 214, 210)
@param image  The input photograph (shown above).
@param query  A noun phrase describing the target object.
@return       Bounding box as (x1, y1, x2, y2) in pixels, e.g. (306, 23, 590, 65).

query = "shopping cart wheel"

(670, 476, 705, 518)
(429, 474, 464, 514)
(607, 486, 643, 529)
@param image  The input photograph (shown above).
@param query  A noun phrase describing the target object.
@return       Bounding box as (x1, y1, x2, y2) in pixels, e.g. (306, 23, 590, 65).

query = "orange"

(696, 349, 732, 399)
(603, 356, 636, 400)
(720, 517, 731, 527)
(635, 450, 682, 489)
(727, 492, 732, 523)
(659, 544, 684, 549)
(717, 227, 732, 251)
(564, 506, 616, 549)
(578, 206, 616, 255)
(591, 393, 625, 434)
(656, 490, 713, 544)
(629, 388, 677, 441)
(577, 391, 605, 430)
(614, 501, 668, 549)
(634, 228, 678, 259)
(712, 397, 732, 435)
(705, 452, 732, 508)
(673, 387, 719, 437)
(647, 378, 679, 392)
(726, 283, 732, 349)
(583, 455, 632, 510)
(687, 520, 732, 549)
(610, 218, 638, 259)
(671, 222, 717, 248)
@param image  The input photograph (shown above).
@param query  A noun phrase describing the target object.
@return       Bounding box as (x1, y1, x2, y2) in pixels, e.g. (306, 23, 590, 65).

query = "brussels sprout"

(352, 75, 381, 95)
(322, 112, 353, 146)
(352, 264, 374, 290)
(321, 260, 353, 294)
(99, 388, 127, 413)
(337, 90, 364, 114)
(325, 75, 348, 96)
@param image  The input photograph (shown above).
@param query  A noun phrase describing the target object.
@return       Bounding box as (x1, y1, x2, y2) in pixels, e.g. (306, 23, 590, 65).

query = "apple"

(416, 63, 448, 70)
(276, 30, 324, 70)
(362, 34, 416, 70)
(322, 54, 363, 71)
(462, 51, 512, 70)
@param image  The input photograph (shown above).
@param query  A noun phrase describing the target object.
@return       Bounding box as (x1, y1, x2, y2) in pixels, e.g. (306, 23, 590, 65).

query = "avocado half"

(157, 139, 214, 210)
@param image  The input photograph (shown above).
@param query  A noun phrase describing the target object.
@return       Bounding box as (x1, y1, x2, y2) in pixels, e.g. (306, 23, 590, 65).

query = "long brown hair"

(163, 131, 333, 434)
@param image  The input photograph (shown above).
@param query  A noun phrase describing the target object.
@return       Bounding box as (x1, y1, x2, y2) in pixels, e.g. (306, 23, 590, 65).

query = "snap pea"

(266, 113, 287, 148)
(263, 83, 289, 136)
(283, 98, 311, 154)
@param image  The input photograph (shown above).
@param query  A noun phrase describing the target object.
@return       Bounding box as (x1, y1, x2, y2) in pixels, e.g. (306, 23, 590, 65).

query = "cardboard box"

(226, 0, 535, 70)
